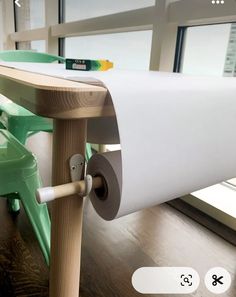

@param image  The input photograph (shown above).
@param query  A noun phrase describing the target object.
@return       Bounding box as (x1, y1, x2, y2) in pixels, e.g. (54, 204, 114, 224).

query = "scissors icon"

(212, 274, 224, 286)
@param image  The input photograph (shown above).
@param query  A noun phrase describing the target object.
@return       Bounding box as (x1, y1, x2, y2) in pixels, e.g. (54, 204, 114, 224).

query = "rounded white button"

(132, 267, 200, 294)
(205, 267, 231, 294)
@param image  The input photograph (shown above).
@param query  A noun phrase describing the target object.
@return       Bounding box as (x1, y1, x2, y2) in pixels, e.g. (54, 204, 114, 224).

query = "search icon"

(181, 274, 193, 286)
(184, 277, 190, 284)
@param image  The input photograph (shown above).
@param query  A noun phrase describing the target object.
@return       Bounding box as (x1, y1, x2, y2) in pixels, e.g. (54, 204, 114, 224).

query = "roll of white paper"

(87, 71, 236, 220)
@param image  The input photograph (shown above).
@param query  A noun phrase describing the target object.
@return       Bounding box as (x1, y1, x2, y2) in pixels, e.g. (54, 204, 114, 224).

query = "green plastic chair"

(0, 129, 50, 264)
(0, 50, 93, 212)
(0, 50, 65, 63)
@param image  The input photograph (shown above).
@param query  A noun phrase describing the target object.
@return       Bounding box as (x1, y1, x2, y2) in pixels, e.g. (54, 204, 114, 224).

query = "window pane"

(17, 40, 46, 52)
(65, 31, 152, 70)
(15, 0, 45, 31)
(65, 0, 155, 22)
(181, 24, 232, 76)
(180, 23, 236, 222)
(0, 1, 3, 50)
(224, 24, 236, 77)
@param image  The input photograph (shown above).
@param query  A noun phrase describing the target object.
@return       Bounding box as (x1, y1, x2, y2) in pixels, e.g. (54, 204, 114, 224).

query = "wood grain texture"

(50, 119, 86, 297)
(0, 65, 114, 119)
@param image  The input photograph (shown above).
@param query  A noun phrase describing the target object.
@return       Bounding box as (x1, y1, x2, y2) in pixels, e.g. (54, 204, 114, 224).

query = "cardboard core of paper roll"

(93, 175, 108, 201)
(87, 151, 122, 221)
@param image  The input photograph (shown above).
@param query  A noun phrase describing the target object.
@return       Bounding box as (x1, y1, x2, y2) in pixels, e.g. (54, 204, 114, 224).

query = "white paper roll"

(87, 71, 236, 220)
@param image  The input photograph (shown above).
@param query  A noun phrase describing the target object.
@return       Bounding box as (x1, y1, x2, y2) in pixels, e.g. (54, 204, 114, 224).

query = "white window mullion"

(51, 7, 154, 38)
(2, 0, 15, 50)
(149, 0, 167, 71)
(45, 0, 58, 55)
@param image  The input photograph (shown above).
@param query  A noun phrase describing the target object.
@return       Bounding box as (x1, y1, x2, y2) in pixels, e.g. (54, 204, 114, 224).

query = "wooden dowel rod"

(98, 144, 107, 153)
(36, 176, 103, 203)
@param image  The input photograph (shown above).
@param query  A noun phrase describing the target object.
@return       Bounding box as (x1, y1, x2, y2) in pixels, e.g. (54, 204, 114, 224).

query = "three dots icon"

(212, 0, 224, 3)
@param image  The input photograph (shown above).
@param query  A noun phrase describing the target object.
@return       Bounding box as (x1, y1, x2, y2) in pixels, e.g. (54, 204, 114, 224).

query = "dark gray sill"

(168, 198, 236, 246)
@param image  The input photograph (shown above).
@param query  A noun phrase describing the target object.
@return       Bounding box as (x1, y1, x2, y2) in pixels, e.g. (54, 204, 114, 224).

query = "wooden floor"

(0, 132, 235, 297)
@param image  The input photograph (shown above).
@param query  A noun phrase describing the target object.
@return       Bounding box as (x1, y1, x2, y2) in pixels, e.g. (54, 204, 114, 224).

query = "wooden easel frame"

(0, 65, 115, 297)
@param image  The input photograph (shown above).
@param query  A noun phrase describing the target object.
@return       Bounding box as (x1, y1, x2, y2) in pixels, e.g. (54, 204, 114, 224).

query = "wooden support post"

(50, 119, 86, 297)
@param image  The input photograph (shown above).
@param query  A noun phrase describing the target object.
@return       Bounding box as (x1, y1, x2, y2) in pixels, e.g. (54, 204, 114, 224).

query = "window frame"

(58, 0, 65, 56)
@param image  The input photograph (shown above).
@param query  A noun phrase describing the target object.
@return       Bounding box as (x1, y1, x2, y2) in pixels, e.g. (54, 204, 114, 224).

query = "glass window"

(223, 24, 236, 77)
(65, 30, 152, 70)
(181, 24, 232, 76)
(179, 23, 236, 225)
(64, 0, 155, 22)
(17, 40, 46, 52)
(15, 0, 45, 31)
(0, 1, 3, 50)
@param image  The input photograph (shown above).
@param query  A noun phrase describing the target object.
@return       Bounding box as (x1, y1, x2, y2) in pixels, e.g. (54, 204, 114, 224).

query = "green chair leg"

(9, 200, 20, 212)
(19, 175, 50, 265)
(85, 143, 93, 161)
(6, 121, 28, 213)
(5, 193, 20, 213)
(7, 194, 20, 213)
(1, 114, 28, 212)
(10, 200, 20, 212)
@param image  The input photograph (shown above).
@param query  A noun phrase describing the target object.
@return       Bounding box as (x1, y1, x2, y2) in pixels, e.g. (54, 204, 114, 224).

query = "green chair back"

(0, 50, 65, 63)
